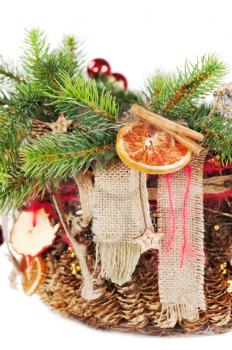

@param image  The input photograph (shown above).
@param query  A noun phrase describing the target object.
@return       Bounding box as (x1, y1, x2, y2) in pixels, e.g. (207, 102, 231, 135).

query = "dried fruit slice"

(10, 208, 60, 257)
(21, 256, 44, 296)
(116, 121, 192, 174)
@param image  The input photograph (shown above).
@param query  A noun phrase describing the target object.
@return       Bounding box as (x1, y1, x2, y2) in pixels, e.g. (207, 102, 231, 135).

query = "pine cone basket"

(34, 163, 232, 336)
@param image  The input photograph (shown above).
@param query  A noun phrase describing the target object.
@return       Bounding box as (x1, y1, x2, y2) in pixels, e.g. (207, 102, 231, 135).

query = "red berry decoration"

(111, 72, 128, 90)
(87, 58, 111, 78)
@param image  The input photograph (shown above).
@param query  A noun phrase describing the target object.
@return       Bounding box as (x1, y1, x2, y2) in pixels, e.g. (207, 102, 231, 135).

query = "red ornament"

(87, 58, 111, 78)
(111, 72, 128, 90)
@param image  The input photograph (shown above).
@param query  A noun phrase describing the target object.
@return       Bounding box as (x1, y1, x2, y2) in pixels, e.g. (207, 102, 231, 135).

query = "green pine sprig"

(23, 29, 82, 90)
(199, 113, 232, 164)
(59, 35, 85, 72)
(21, 130, 117, 182)
(0, 56, 24, 84)
(47, 72, 119, 120)
(146, 55, 228, 120)
(0, 170, 45, 211)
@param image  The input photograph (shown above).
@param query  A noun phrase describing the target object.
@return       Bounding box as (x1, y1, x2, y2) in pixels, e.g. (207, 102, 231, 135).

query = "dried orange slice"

(116, 121, 191, 174)
(21, 256, 44, 296)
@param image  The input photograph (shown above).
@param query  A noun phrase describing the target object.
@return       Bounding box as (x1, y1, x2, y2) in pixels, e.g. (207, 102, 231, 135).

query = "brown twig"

(148, 174, 232, 200)
(204, 208, 232, 219)
(163, 72, 212, 113)
(0, 67, 25, 83)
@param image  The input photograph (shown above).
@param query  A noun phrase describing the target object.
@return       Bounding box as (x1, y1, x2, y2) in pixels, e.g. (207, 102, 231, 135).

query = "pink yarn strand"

(164, 174, 176, 253)
(180, 164, 193, 268)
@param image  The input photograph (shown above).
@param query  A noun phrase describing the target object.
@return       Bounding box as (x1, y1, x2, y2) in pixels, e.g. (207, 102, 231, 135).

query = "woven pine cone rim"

(37, 248, 232, 336)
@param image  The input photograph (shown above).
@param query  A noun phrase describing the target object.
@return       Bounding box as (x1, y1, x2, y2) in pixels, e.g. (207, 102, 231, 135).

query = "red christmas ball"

(87, 58, 111, 78)
(111, 72, 128, 90)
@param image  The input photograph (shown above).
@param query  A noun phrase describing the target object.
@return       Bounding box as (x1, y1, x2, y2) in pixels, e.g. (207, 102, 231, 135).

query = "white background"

(1, 0, 232, 349)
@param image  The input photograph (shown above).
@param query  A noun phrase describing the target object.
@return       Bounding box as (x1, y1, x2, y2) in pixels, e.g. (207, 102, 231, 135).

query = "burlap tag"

(92, 163, 157, 285)
(157, 154, 206, 328)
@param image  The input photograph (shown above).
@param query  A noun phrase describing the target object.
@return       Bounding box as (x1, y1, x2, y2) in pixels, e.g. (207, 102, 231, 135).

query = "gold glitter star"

(133, 229, 162, 253)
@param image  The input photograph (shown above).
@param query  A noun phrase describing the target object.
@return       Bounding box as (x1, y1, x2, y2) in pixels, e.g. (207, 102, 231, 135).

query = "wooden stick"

(148, 174, 232, 200)
(168, 131, 204, 155)
(204, 208, 232, 219)
(130, 104, 204, 142)
(203, 175, 232, 194)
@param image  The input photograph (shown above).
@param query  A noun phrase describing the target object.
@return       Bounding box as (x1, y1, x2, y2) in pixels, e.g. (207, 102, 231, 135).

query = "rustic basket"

(36, 159, 232, 336)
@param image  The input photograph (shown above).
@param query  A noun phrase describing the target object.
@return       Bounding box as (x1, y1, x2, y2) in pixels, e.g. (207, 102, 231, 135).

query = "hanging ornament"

(87, 58, 111, 78)
(10, 208, 60, 257)
(111, 72, 128, 90)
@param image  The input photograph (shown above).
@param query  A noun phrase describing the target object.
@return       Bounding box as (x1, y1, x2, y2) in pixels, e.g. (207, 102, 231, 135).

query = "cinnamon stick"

(130, 104, 204, 142)
(168, 131, 205, 155)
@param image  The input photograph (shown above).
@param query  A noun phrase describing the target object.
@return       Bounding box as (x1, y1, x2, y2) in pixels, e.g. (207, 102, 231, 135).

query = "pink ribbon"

(164, 164, 193, 268)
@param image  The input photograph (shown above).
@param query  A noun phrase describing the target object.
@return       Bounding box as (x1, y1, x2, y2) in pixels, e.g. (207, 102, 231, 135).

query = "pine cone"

(205, 266, 232, 328)
(31, 119, 52, 139)
(136, 252, 161, 325)
(179, 311, 208, 333)
(205, 227, 232, 265)
(89, 284, 122, 327)
(204, 188, 232, 265)
(117, 280, 148, 328)
(38, 251, 94, 320)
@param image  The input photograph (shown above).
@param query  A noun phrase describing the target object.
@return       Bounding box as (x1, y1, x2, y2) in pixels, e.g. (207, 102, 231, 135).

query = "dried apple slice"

(10, 208, 60, 257)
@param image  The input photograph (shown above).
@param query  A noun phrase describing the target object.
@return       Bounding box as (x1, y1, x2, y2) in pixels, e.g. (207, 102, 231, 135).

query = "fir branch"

(191, 108, 232, 164)
(0, 56, 24, 83)
(202, 114, 232, 164)
(21, 130, 117, 182)
(70, 112, 121, 135)
(0, 91, 11, 106)
(0, 172, 45, 211)
(10, 82, 50, 120)
(0, 109, 32, 189)
(23, 28, 49, 77)
(47, 72, 119, 120)
(146, 55, 228, 120)
(187, 104, 212, 130)
(62, 36, 77, 56)
(0, 66, 23, 83)
(60, 35, 85, 72)
(144, 71, 169, 115)
(9, 80, 64, 123)
(23, 29, 82, 90)
(31, 52, 78, 89)
(95, 75, 139, 113)
(0, 108, 31, 156)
